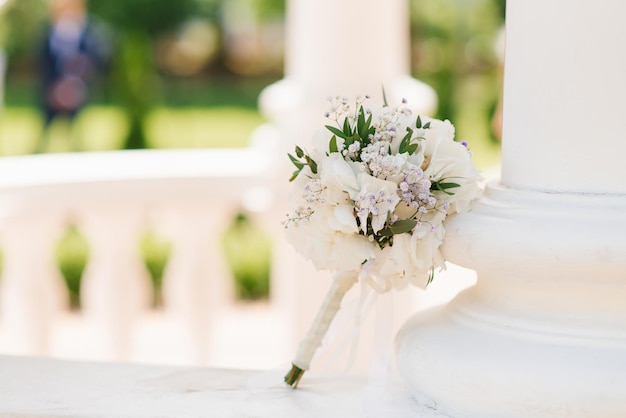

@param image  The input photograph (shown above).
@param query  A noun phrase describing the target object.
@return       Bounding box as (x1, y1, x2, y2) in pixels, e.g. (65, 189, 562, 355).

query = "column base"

(395, 182, 626, 418)
(397, 304, 626, 418)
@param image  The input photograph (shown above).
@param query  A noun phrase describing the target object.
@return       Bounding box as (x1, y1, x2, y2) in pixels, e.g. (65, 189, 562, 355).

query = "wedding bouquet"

(283, 95, 481, 388)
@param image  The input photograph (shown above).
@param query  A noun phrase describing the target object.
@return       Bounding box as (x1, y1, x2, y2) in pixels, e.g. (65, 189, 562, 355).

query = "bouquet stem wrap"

(285, 270, 358, 388)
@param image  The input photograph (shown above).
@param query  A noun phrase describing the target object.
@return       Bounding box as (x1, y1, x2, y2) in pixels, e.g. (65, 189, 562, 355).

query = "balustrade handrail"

(0, 148, 275, 217)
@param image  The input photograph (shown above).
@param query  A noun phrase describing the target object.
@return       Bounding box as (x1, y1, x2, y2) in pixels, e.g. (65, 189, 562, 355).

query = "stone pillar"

(258, 0, 437, 156)
(395, 1, 626, 416)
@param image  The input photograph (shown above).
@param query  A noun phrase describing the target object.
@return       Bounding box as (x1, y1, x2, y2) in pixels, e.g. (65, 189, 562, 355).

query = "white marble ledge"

(0, 356, 422, 418)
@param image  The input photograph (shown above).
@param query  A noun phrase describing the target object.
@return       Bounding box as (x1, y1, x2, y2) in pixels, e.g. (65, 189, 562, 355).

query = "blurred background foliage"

(0, 0, 504, 157)
(0, 0, 504, 305)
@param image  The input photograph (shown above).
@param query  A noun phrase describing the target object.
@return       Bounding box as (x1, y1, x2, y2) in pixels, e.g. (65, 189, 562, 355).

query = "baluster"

(161, 204, 235, 365)
(0, 213, 67, 355)
(79, 206, 151, 361)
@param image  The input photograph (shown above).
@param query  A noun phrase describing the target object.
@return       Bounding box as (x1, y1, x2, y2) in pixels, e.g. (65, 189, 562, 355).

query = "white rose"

(285, 209, 335, 271)
(290, 154, 362, 225)
(319, 153, 361, 201)
(392, 115, 449, 171)
(328, 232, 375, 271)
(366, 228, 446, 290)
(309, 129, 344, 161)
(285, 200, 373, 272)
(414, 118, 454, 167)
(328, 204, 358, 234)
(424, 137, 481, 214)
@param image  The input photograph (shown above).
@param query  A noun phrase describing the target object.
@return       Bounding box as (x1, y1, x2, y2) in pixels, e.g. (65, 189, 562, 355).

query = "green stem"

(284, 364, 305, 389)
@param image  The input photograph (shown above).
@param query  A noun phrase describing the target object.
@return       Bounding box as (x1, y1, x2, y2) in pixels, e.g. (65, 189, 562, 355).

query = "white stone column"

(396, 1, 626, 417)
(259, 0, 437, 157)
(501, 1, 626, 193)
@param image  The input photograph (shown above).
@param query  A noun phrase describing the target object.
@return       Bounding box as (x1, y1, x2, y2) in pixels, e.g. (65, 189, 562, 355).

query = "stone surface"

(0, 356, 423, 418)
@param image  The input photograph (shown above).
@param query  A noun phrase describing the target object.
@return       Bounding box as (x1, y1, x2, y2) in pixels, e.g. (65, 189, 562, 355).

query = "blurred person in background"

(38, 0, 110, 152)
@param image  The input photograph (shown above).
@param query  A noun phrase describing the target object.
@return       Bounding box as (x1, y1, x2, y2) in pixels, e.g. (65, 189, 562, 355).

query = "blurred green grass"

(0, 105, 264, 154)
(145, 107, 265, 149)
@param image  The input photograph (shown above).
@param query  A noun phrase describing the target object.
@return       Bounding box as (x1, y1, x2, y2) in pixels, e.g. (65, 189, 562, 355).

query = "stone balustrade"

(0, 147, 276, 363)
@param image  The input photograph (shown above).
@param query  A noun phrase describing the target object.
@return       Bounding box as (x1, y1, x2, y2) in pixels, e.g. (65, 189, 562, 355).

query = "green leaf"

(378, 228, 393, 237)
(326, 125, 347, 139)
(416, 115, 422, 129)
(357, 107, 369, 139)
(343, 116, 353, 137)
(295, 146, 304, 158)
(388, 219, 417, 234)
(357, 106, 365, 130)
(306, 155, 318, 174)
(431, 181, 460, 195)
(329, 135, 338, 153)
(289, 170, 300, 182)
(423, 121, 431, 129)
(426, 267, 435, 286)
(288, 153, 304, 169)
(435, 182, 461, 190)
(399, 128, 413, 154)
